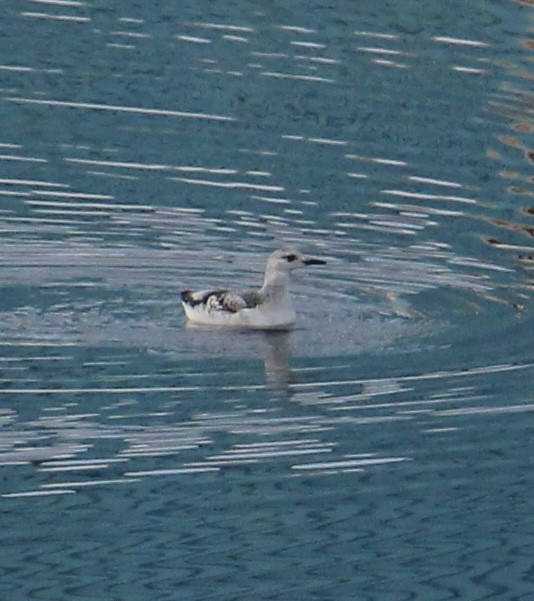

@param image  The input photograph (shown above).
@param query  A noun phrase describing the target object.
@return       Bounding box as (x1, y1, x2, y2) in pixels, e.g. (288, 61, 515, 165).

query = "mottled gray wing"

(181, 289, 261, 313)
(239, 290, 262, 308)
(181, 289, 248, 313)
(215, 291, 248, 312)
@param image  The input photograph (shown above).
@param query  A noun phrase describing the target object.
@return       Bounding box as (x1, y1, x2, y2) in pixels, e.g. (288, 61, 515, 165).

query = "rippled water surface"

(1, 1, 533, 599)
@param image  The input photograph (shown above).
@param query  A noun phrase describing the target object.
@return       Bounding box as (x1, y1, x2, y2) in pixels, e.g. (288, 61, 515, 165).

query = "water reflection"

(1, 339, 532, 497)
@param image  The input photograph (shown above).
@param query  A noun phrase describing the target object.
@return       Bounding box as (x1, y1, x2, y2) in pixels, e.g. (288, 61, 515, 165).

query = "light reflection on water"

(1, 0, 534, 599)
(1, 338, 532, 492)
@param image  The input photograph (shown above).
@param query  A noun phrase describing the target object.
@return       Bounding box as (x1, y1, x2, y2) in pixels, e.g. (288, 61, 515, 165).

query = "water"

(1, 1, 533, 599)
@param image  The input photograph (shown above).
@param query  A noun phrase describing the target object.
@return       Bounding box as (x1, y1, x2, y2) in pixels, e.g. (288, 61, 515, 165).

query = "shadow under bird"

(181, 249, 326, 330)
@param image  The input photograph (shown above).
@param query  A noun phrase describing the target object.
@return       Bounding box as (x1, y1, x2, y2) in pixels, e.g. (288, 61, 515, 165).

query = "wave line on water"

(0, 177, 69, 188)
(33, 190, 114, 200)
(0, 154, 47, 163)
(381, 189, 478, 204)
(291, 362, 534, 391)
(0, 64, 62, 74)
(452, 66, 488, 75)
(356, 46, 406, 55)
(177, 35, 212, 44)
(291, 456, 410, 471)
(124, 467, 220, 477)
(7, 97, 236, 122)
(431, 36, 489, 48)
(261, 71, 335, 83)
(2, 489, 76, 498)
(184, 21, 254, 33)
(0, 383, 271, 394)
(20, 12, 90, 22)
(0, 385, 202, 395)
(354, 31, 400, 40)
(408, 176, 463, 188)
(40, 478, 139, 488)
(435, 403, 534, 416)
(294, 55, 341, 65)
(171, 176, 285, 192)
(26, 200, 153, 211)
(27, 0, 88, 8)
(64, 157, 237, 175)
(207, 447, 333, 461)
(279, 25, 317, 34)
(290, 40, 327, 49)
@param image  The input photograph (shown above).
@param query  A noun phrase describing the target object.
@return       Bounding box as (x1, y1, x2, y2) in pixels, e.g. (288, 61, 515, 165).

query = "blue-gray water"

(1, 1, 533, 599)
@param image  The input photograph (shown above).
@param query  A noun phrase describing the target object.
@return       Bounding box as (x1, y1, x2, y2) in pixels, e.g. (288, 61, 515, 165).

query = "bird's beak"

(302, 257, 326, 266)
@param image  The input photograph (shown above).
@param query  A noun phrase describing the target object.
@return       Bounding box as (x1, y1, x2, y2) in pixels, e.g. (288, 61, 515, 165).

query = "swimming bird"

(181, 249, 326, 330)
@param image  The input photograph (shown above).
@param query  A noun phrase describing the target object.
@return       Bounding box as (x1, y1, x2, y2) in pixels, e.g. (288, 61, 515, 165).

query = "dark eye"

(285, 253, 298, 262)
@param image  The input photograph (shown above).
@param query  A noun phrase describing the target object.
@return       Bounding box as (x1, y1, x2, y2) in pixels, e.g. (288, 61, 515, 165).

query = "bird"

(181, 249, 326, 330)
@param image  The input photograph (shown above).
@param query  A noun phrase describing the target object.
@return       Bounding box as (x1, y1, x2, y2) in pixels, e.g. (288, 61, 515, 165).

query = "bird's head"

(267, 249, 326, 273)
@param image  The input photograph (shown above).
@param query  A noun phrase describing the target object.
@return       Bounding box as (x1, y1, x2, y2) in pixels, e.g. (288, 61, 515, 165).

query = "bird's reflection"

(262, 330, 292, 392)
(179, 324, 294, 394)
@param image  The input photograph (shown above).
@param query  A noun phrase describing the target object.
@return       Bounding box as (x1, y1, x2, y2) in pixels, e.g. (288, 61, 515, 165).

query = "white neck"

(260, 269, 290, 302)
